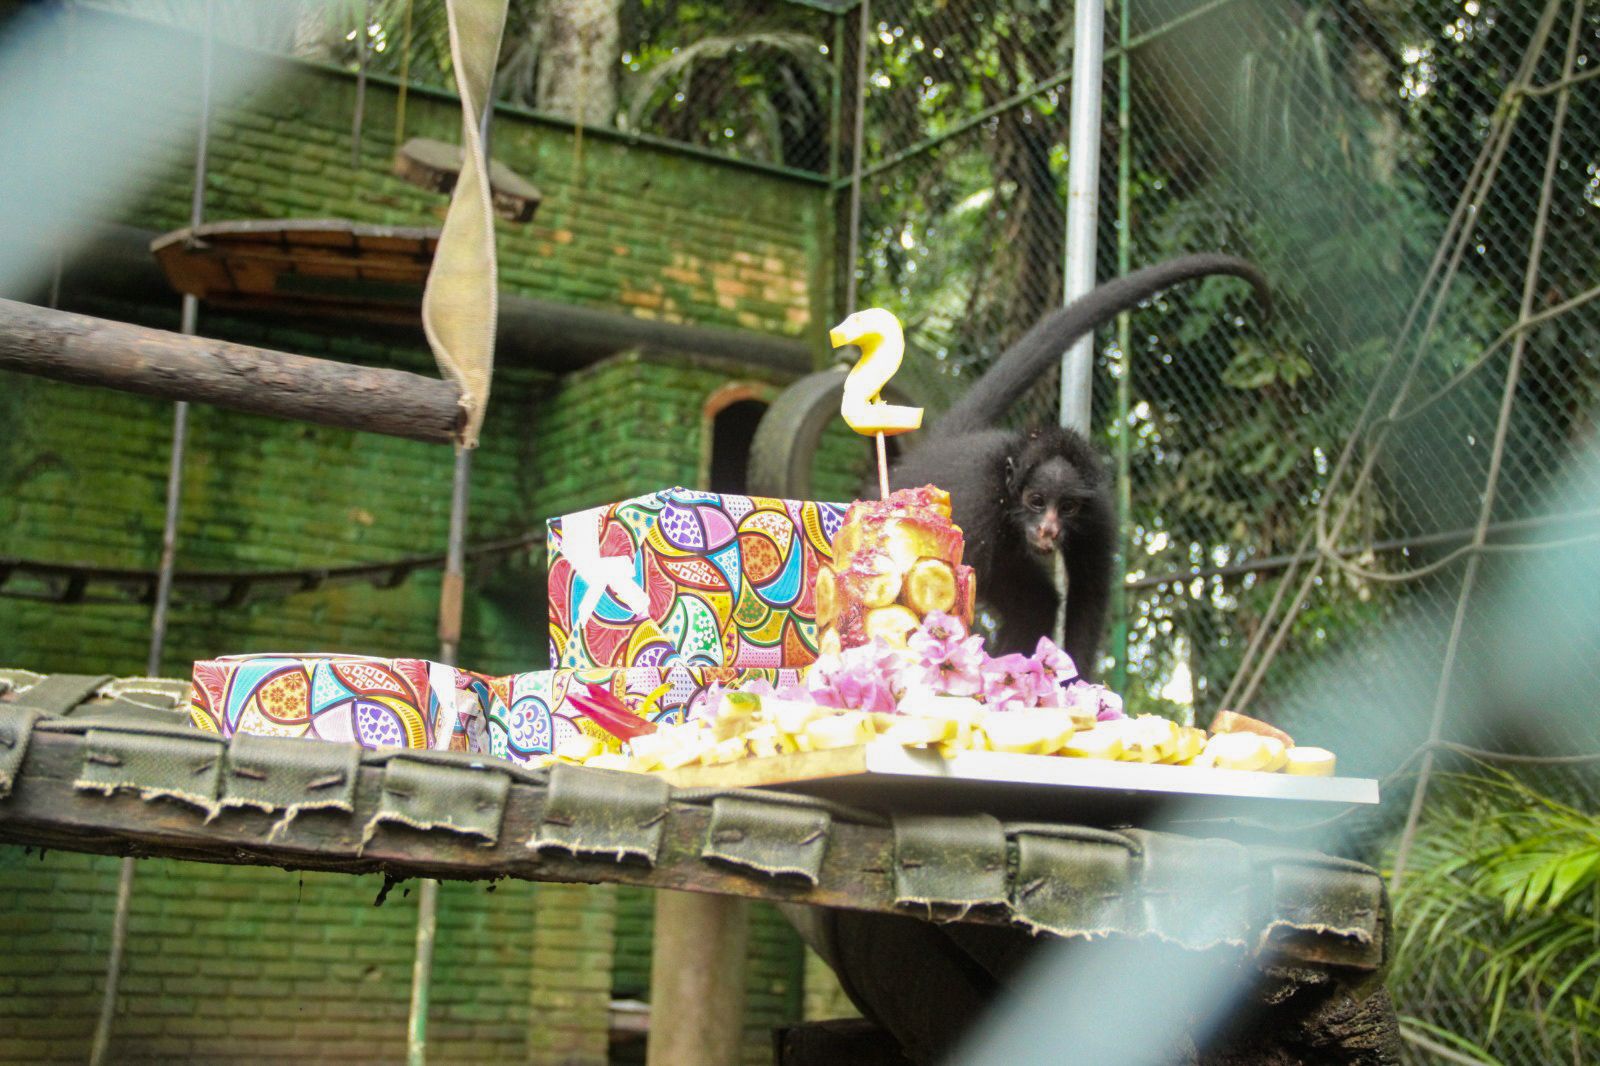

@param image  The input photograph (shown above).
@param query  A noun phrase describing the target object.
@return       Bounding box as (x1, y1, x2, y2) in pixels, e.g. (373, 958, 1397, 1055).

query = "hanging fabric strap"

(424, 0, 509, 449)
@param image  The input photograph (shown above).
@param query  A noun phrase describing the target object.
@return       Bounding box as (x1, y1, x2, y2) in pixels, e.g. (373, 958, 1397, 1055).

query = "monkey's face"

(1011, 454, 1089, 555)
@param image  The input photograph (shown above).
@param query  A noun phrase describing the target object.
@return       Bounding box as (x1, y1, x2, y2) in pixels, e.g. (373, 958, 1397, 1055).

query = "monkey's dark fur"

(886, 253, 1270, 677)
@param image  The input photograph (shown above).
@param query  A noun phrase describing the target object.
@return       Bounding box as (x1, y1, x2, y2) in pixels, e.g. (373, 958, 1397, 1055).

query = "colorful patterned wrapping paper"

(484, 665, 804, 768)
(188, 654, 498, 754)
(546, 487, 848, 670)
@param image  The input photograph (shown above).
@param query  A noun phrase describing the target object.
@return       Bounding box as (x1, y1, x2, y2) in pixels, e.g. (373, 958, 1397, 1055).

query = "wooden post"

(647, 891, 749, 1066)
(0, 298, 464, 444)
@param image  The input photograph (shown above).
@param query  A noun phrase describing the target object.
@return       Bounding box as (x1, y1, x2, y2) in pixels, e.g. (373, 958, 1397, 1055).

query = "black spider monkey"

(885, 253, 1271, 677)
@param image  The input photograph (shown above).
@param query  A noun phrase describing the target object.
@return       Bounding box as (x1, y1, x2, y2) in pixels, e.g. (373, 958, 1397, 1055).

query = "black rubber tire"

(748, 367, 926, 500)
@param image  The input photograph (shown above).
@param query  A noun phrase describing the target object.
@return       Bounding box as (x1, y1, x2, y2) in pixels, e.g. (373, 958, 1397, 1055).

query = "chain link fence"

(83, 1, 1600, 1060)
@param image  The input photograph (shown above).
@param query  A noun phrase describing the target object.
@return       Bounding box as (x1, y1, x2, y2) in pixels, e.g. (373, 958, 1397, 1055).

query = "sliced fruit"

(1061, 725, 1124, 760)
(1165, 726, 1207, 765)
(1204, 731, 1277, 772)
(555, 734, 604, 762)
(814, 566, 838, 627)
(904, 558, 958, 614)
(863, 605, 921, 648)
(878, 519, 961, 572)
(771, 699, 824, 737)
(584, 752, 635, 772)
(980, 710, 1075, 755)
(743, 724, 800, 759)
(857, 568, 903, 608)
(1285, 746, 1336, 777)
(1209, 709, 1294, 748)
(805, 711, 875, 750)
(878, 715, 953, 746)
(818, 628, 842, 658)
(706, 736, 751, 765)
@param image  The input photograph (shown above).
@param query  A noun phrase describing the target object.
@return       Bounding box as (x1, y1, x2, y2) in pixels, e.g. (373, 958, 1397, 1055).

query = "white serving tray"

(661, 740, 1378, 823)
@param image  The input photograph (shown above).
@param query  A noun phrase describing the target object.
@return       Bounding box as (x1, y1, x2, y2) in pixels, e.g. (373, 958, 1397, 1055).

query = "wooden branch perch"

(0, 298, 463, 444)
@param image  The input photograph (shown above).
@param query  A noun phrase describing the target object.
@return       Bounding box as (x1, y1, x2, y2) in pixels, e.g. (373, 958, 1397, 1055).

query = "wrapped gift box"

(546, 487, 847, 670)
(188, 654, 499, 754)
(484, 665, 804, 767)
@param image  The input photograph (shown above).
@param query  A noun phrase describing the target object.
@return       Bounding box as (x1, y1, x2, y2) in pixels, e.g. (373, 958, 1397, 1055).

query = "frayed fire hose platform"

(0, 673, 1399, 1064)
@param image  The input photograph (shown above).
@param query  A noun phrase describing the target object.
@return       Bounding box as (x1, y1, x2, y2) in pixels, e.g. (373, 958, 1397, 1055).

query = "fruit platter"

(540, 484, 1375, 819)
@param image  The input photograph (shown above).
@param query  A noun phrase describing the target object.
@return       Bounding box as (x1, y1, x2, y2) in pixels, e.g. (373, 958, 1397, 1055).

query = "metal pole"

(1059, 0, 1107, 433)
(407, 449, 472, 1065)
(437, 449, 473, 668)
(148, 0, 214, 677)
(844, 0, 870, 314)
(87, 856, 136, 1066)
(1110, 0, 1132, 693)
(352, 0, 370, 168)
(407, 877, 440, 1066)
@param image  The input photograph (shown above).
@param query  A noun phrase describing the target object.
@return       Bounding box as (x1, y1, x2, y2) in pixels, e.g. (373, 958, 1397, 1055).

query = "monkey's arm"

(1061, 495, 1118, 680)
(989, 555, 1061, 657)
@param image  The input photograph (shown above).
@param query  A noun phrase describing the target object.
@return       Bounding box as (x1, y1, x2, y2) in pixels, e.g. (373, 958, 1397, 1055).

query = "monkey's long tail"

(936, 253, 1270, 436)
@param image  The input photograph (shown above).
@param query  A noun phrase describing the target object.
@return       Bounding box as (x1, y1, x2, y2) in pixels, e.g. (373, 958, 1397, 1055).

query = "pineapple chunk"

(979, 710, 1076, 755)
(771, 699, 825, 737)
(805, 711, 875, 750)
(1062, 725, 1125, 760)
(878, 715, 954, 747)
(555, 734, 604, 763)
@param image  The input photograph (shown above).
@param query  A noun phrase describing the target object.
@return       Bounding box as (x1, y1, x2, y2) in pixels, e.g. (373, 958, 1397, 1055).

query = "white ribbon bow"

(563, 507, 651, 627)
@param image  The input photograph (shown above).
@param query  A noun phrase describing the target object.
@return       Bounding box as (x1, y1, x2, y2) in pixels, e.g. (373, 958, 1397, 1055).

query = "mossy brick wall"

(0, 294, 553, 680)
(83, 9, 831, 339)
(2, 11, 848, 679)
(532, 349, 873, 520)
(0, 848, 569, 1063)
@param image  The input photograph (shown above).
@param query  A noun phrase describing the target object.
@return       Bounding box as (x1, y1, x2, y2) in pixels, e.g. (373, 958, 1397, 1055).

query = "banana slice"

(863, 605, 921, 648)
(904, 558, 958, 614)
(905, 696, 983, 748)
(1285, 746, 1336, 777)
(858, 569, 904, 608)
(814, 566, 838, 628)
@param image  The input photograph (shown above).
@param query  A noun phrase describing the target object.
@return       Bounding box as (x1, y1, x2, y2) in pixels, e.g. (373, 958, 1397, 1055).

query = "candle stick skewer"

(876, 432, 890, 500)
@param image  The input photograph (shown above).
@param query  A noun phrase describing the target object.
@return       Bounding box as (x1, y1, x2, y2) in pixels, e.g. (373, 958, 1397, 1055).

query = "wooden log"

(0, 298, 464, 444)
(647, 891, 748, 1066)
